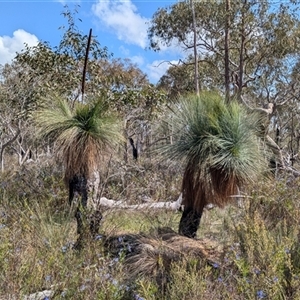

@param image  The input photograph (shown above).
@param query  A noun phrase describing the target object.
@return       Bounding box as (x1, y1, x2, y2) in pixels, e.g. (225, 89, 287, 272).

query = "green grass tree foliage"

(34, 96, 123, 245)
(162, 92, 267, 238)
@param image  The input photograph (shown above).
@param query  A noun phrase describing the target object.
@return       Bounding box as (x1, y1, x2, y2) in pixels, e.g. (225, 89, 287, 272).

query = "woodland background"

(2, 1, 300, 299)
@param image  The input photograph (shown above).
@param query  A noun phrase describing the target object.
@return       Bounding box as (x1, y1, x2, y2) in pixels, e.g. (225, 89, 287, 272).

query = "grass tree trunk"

(68, 175, 88, 240)
(179, 205, 203, 238)
(69, 173, 102, 249)
(88, 170, 102, 237)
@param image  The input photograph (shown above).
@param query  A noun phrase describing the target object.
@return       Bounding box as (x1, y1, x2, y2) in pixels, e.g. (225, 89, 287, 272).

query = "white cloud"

(92, 0, 149, 48)
(146, 60, 179, 83)
(130, 55, 144, 66)
(119, 45, 130, 56)
(0, 29, 39, 65)
(119, 47, 144, 66)
(54, 0, 81, 4)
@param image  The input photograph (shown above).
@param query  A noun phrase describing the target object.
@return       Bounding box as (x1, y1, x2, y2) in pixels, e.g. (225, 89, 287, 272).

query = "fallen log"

(94, 194, 183, 211)
(93, 192, 245, 211)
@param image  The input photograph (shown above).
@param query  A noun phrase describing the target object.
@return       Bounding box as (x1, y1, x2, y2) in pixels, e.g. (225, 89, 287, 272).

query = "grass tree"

(163, 92, 267, 238)
(35, 96, 123, 246)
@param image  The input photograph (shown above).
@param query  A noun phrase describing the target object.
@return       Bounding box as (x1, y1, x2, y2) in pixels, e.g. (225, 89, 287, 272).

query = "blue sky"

(0, 0, 183, 83)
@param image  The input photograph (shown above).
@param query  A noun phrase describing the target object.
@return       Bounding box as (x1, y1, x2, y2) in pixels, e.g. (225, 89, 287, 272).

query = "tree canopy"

(149, 0, 300, 101)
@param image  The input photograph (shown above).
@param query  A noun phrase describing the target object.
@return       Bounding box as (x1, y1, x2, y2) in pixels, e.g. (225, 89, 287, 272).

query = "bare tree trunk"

(224, 0, 231, 102)
(190, 0, 200, 95)
(237, 0, 246, 100)
(123, 119, 129, 163)
(0, 127, 20, 172)
(290, 113, 294, 166)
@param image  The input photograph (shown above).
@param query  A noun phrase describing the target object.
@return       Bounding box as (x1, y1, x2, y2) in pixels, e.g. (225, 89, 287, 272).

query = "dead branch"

(93, 194, 183, 211)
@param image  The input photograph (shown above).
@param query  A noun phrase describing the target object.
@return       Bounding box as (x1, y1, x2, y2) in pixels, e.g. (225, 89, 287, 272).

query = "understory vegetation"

(2, 1, 300, 299)
(1, 156, 300, 300)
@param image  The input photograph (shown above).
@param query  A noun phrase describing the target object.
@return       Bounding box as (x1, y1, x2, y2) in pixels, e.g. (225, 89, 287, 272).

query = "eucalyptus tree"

(150, 0, 300, 173)
(149, 0, 300, 101)
(162, 92, 267, 237)
(266, 58, 300, 171)
(149, 1, 228, 93)
(157, 55, 220, 100)
(0, 63, 36, 171)
(15, 6, 109, 109)
(157, 62, 195, 99)
(34, 96, 123, 246)
(187, 0, 199, 95)
(9, 5, 164, 164)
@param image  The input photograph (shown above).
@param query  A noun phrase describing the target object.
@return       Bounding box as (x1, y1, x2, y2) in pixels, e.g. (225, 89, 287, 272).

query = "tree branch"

(93, 194, 183, 211)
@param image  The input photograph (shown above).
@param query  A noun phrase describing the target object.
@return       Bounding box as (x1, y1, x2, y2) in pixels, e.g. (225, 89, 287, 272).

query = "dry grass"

(2, 157, 300, 299)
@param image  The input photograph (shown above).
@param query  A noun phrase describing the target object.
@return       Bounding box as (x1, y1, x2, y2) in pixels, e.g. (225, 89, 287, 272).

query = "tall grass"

(1, 157, 300, 299)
